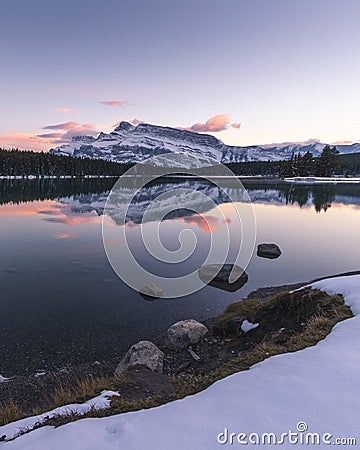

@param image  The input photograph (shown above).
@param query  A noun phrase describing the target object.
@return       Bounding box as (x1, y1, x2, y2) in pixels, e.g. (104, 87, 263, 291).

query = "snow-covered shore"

(0, 391, 119, 442)
(1, 275, 359, 449)
(284, 176, 360, 184)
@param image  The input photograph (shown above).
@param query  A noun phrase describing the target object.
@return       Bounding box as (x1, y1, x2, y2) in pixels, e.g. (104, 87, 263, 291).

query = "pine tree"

(315, 146, 339, 177)
(297, 151, 314, 176)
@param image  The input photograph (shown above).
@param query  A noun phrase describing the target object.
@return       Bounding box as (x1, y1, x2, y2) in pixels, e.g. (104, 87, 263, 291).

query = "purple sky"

(1, 0, 359, 151)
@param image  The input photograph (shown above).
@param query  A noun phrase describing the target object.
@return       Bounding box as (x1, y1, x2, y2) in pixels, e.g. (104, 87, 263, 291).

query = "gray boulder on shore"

(257, 243, 282, 259)
(166, 319, 208, 351)
(114, 341, 164, 375)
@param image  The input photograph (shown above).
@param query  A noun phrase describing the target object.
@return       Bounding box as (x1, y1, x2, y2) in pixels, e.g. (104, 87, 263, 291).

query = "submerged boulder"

(257, 243, 282, 259)
(166, 319, 208, 350)
(114, 341, 164, 375)
(198, 264, 248, 292)
(139, 284, 165, 300)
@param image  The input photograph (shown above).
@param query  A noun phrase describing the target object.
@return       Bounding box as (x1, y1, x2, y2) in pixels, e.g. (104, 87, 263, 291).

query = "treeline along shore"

(0, 148, 132, 178)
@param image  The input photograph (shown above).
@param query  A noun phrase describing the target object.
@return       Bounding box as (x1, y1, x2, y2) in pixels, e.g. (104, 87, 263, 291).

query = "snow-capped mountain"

(57, 181, 274, 225)
(57, 180, 360, 226)
(49, 121, 360, 168)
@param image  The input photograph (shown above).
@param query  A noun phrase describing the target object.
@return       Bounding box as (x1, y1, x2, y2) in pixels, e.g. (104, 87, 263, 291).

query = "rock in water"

(139, 284, 165, 299)
(198, 264, 248, 292)
(166, 319, 208, 350)
(257, 243, 282, 259)
(114, 341, 164, 375)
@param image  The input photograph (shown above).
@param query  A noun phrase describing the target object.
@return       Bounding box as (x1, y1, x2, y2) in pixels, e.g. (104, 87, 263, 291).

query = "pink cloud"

(100, 100, 129, 107)
(261, 138, 322, 148)
(53, 233, 74, 239)
(61, 124, 98, 140)
(0, 121, 100, 152)
(41, 122, 99, 144)
(0, 132, 50, 151)
(181, 214, 220, 233)
(55, 107, 72, 113)
(131, 118, 143, 125)
(43, 121, 79, 131)
(231, 122, 241, 129)
(331, 140, 356, 145)
(182, 114, 235, 133)
(43, 122, 79, 130)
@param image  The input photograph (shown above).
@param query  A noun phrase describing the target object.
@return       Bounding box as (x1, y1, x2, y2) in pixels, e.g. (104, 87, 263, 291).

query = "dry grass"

(48, 376, 114, 408)
(175, 292, 352, 398)
(215, 297, 260, 326)
(0, 401, 24, 426)
(2, 288, 353, 434)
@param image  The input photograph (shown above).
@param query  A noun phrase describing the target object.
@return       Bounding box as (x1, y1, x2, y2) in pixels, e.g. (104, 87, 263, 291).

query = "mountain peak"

(114, 121, 134, 132)
(71, 135, 96, 143)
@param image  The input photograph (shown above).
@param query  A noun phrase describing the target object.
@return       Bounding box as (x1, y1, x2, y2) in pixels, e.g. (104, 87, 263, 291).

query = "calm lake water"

(0, 178, 359, 375)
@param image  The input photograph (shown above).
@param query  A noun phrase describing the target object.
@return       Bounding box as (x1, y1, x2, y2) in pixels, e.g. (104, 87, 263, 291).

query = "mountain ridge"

(49, 121, 360, 168)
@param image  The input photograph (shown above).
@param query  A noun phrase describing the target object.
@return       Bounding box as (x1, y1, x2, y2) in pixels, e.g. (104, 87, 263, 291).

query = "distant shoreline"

(0, 175, 119, 180)
(2, 174, 360, 185)
(284, 176, 360, 184)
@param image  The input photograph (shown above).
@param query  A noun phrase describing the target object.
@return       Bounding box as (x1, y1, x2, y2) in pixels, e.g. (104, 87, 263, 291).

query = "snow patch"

(2, 275, 360, 449)
(284, 177, 360, 184)
(241, 319, 259, 333)
(0, 375, 12, 383)
(34, 371, 46, 378)
(0, 390, 119, 441)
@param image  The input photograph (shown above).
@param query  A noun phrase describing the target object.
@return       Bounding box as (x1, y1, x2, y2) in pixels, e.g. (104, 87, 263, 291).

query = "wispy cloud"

(60, 125, 98, 141)
(331, 140, 356, 145)
(261, 138, 322, 148)
(181, 214, 220, 233)
(38, 203, 102, 225)
(0, 132, 49, 151)
(55, 107, 72, 113)
(100, 100, 129, 107)
(182, 114, 241, 133)
(37, 132, 63, 139)
(131, 118, 143, 125)
(43, 121, 79, 131)
(40, 121, 99, 143)
(53, 233, 76, 239)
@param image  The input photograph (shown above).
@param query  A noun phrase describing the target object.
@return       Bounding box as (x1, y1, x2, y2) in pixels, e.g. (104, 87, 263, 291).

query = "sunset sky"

(1, 0, 359, 151)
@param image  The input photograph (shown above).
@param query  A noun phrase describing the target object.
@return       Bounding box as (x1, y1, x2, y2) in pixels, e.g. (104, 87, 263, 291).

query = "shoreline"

(284, 176, 360, 184)
(0, 175, 119, 180)
(2, 174, 360, 184)
(1, 270, 358, 422)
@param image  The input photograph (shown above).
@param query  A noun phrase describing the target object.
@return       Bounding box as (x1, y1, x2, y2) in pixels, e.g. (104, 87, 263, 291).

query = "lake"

(0, 178, 359, 375)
